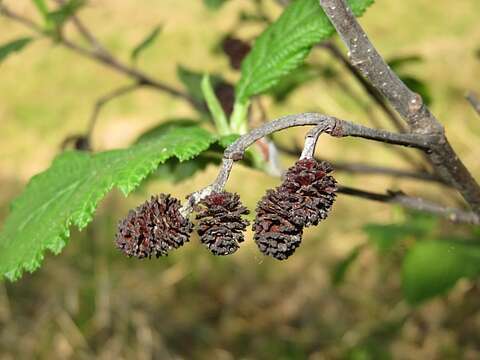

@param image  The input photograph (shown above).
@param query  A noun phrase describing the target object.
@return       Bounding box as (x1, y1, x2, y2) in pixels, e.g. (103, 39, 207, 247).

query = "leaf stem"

(201, 75, 230, 135)
(230, 100, 250, 134)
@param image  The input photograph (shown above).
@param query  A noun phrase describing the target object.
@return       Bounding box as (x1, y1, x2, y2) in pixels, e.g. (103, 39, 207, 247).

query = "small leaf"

(331, 244, 364, 286)
(235, 0, 374, 103)
(32, 0, 49, 19)
(47, 0, 86, 28)
(402, 240, 480, 305)
(131, 25, 162, 63)
(0, 37, 34, 64)
(0, 126, 221, 281)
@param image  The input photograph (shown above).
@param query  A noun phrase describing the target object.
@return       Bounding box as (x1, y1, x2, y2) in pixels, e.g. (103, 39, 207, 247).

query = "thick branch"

(320, 42, 428, 170)
(338, 186, 480, 225)
(318, 0, 480, 214)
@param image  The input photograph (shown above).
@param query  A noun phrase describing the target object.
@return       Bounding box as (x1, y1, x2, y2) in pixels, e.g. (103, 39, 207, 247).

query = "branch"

(466, 91, 480, 117)
(86, 83, 143, 144)
(224, 113, 433, 160)
(183, 112, 436, 211)
(338, 187, 480, 225)
(320, 42, 428, 170)
(182, 112, 476, 225)
(275, 143, 446, 185)
(318, 0, 480, 215)
(320, 42, 406, 133)
(0, 4, 202, 111)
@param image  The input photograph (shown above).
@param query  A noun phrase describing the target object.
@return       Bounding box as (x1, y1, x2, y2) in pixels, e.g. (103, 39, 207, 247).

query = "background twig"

(466, 91, 480, 117)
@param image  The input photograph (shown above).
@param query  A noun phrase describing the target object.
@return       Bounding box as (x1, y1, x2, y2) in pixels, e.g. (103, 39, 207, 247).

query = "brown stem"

(338, 186, 479, 225)
(320, 42, 427, 170)
(318, 0, 480, 215)
(276, 143, 446, 185)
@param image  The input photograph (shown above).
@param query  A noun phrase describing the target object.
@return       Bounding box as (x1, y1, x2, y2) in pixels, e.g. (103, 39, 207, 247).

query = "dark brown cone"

(253, 159, 337, 260)
(253, 188, 304, 260)
(116, 194, 193, 258)
(195, 192, 250, 256)
(281, 158, 337, 227)
(221, 36, 251, 70)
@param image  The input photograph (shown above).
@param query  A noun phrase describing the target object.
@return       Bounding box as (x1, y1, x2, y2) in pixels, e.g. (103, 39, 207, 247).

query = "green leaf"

(154, 155, 222, 184)
(135, 119, 200, 144)
(131, 25, 162, 63)
(203, 0, 230, 10)
(387, 55, 423, 71)
(331, 244, 364, 286)
(47, 0, 86, 28)
(201, 75, 230, 135)
(0, 37, 34, 64)
(137, 121, 238, 183)
(235, 0, 374, 103)
(0, 126, 219, 281)
(402, 240, 480, 305)
(364, 213, 437, 253)
(268, 64, 318, 102)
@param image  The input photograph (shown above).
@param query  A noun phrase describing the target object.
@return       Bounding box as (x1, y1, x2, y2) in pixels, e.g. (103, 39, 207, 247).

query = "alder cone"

(195, 192, 250, 255)
(253, 159, 337, 260)
(116, 194, 193, 258)
(253, 188, 304, 260)
(281, 158, 337, 227)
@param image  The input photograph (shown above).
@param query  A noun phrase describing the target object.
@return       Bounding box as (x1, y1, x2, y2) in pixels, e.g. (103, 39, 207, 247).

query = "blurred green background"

(1, 0, 480, 358)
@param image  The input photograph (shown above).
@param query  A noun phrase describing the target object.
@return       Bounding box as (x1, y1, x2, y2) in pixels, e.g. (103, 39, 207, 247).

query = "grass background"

(1, 0, 480, 358)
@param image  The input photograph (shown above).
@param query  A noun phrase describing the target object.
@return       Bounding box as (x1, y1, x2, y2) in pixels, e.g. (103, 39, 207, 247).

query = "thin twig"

(338, 186, 479, 225)
(56, 0, 111, 56)
(466, 91, 480, 117)
(86, 83, 143, 142)
(318, 0, 480, 215)
(276, 143, 446, 185)
(0, 4, 202, 111)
